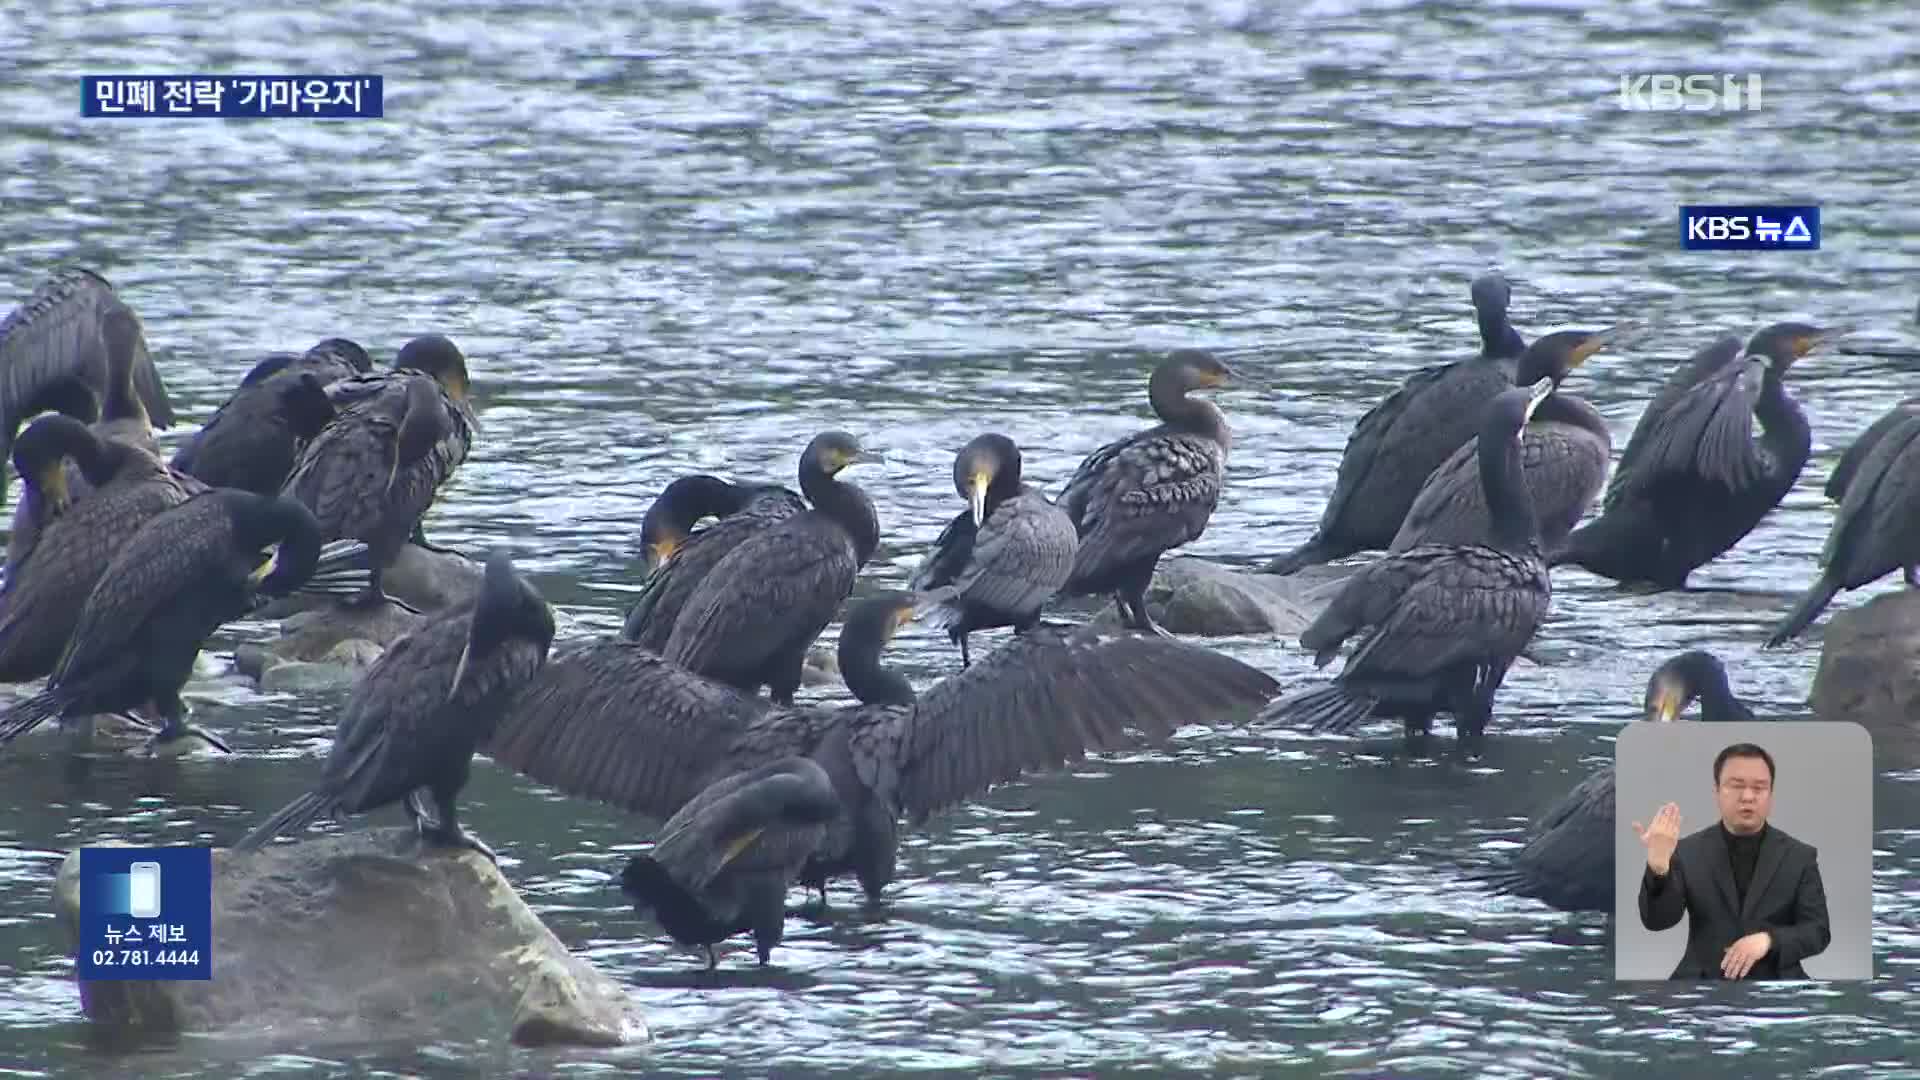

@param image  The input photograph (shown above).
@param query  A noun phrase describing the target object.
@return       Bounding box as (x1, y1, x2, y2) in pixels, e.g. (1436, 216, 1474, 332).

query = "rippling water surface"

(4, 1, 1920, 1076)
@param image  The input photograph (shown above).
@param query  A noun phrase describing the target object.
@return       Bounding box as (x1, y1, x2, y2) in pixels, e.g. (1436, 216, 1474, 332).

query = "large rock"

(53, 830, 648, 1048)
(1091, 556, 1340, 637)
(1810, 589, 1920, 765)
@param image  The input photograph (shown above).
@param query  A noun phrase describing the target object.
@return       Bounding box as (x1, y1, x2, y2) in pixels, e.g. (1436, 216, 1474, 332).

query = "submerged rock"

(803, 644, 840, 686)
(1091, 556, 1339, 637)
(53, 830, 648, 1048)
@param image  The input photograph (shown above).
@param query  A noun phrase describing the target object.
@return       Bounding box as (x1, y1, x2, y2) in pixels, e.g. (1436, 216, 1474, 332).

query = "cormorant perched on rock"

(910, 433, 1077, 666)
(1472, 651, 1755, 913)
(0, 416, 204, 683)
(1552, 323, 1846, 588)
(620, 474, 806, 650)
(619, 756, 841, 969)
(661, 432, 878, 703)
(1767, 400, 1920, 646)
(485, 590, 1279, 966)
(233, 550, 554, 857)
(1262, 379, 1556, 753)
(1265, 271, 1528, 574)
(1388, 329, 1622, 553)
(171, 338, 371, 495)
(0, 268, 176, 503)
(0, 491, 371, 753)
(1059, 351, 1237, 635)
(281, 335, 475, 608)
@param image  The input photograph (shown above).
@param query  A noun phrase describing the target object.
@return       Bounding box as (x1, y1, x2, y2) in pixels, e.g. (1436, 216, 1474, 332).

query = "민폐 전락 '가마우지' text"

(81, 75, 383, 118)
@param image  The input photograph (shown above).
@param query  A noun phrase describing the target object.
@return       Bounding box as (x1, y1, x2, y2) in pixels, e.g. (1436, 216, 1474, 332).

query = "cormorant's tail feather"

(620, 855, 706, 927)
(0, 688, 75, 747)
(914, 585, 963, 632)
(249, 540, 375, 608)
(1765, 577, 1840, 649)
(1260, 683, 1378, 733)
(232, 790, 339, 851)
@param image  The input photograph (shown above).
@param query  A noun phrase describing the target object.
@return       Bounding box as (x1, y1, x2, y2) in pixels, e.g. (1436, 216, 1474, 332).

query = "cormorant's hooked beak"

(248, 546, 283, 586)
(1522, 375, 1554, 429)
(1568, 324, 1630, 369)
(967, 469, 991, 527)
(1795, 325, 1854, 359)
(35, 462, 70, 515)
(648, 536, 681, 571)
(1648, 676, 1685, 722)
(718, 827, 766, 871)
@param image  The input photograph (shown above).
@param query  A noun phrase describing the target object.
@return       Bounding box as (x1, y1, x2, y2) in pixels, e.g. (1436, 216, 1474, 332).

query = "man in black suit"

(1633, 742, 1832, 980)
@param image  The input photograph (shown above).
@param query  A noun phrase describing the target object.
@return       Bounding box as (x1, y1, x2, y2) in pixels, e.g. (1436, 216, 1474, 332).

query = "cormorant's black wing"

(0, 457, 196, 679)
(1389, 412, 1611, 552)
(1063, 429, 1222, 586)
(662, 514, 856, 681)
(649, 757, 839, 887)
(0, 270, 174, 477)
(907, 508, 974, 594)
(927, 490, 1078, 620)
(481, 639, 777, 821)
(48, 493, 236, 684)
(1825, 397, 1920, 504)
(1604, 335, 1744, 505)
(1318, 360, 1465, 530)
(872, 624, 1280, 824)
(1306, 545, 1547, 680)
(623, 492, 805, 650)
(1820, 406, 1920, 581)
(1477, 765, 1615, 911)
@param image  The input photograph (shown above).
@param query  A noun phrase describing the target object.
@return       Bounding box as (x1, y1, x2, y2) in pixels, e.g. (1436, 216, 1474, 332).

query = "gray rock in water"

(53, 831, 648, 1048)
(1810, 590, 1920, 765)
(803, 644, 840, 686)
(1092, 556, 1339, 637)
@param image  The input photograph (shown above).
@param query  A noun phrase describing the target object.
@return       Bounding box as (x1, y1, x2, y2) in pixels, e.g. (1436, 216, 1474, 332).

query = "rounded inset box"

(1614, 721, 1872, 981)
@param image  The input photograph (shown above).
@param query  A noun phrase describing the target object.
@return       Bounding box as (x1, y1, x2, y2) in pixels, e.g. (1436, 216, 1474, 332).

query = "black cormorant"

(661, 432, 878, 703)
(1058, 350, 1236, 635)
(0, 416, 205, 683)
(1767, 401, 1920, 646)
(1261, 378, 1557, 752)
(0, 268, 175, 503)
(233, 550, 554, 858)
(281, 335, 475, 607)
(910, 433, 1077, 666)
(1264, 271, 1528, 574)
(1823, 394, 1920, 504)
(485, 591, 1279, 965)
(1388, 329, 1622, 553)
(0, 491, 371, 753)
(1473, 650, 1755, 913)
(619, 756, 841, 969)
(171, 338, 371, 495)
(1553, 323, 1845, 588)
(619, 474, 806, 650)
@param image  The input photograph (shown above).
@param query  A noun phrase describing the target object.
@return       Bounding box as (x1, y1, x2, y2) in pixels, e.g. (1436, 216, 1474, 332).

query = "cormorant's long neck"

(838, 626, 916, 706)
(802, 467, 880, 567)
(1755, 368, 1812, 480)
(1479, 308, 1525, 360)
(1148, 371, 1229, 449)
(99, 306, 150, 428)
(1698, 682, 1756, 723)
(1481, 427, 1538, 553)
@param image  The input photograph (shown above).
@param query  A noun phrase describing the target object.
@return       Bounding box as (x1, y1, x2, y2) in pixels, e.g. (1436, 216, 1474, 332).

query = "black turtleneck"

(1723, 823, 1766, 900)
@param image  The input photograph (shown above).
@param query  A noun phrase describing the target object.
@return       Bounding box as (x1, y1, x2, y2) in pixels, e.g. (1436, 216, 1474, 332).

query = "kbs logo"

(1619, 74, 1763, 112)
(1679, 206, 1820, 252)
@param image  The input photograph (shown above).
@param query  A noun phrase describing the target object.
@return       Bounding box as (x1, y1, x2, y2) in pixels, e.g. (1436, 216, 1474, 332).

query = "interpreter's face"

(1716, 756, 1773, 834)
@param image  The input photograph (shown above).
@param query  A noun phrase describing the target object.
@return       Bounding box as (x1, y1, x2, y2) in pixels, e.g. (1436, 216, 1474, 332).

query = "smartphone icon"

(128, 862, 162, 919)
